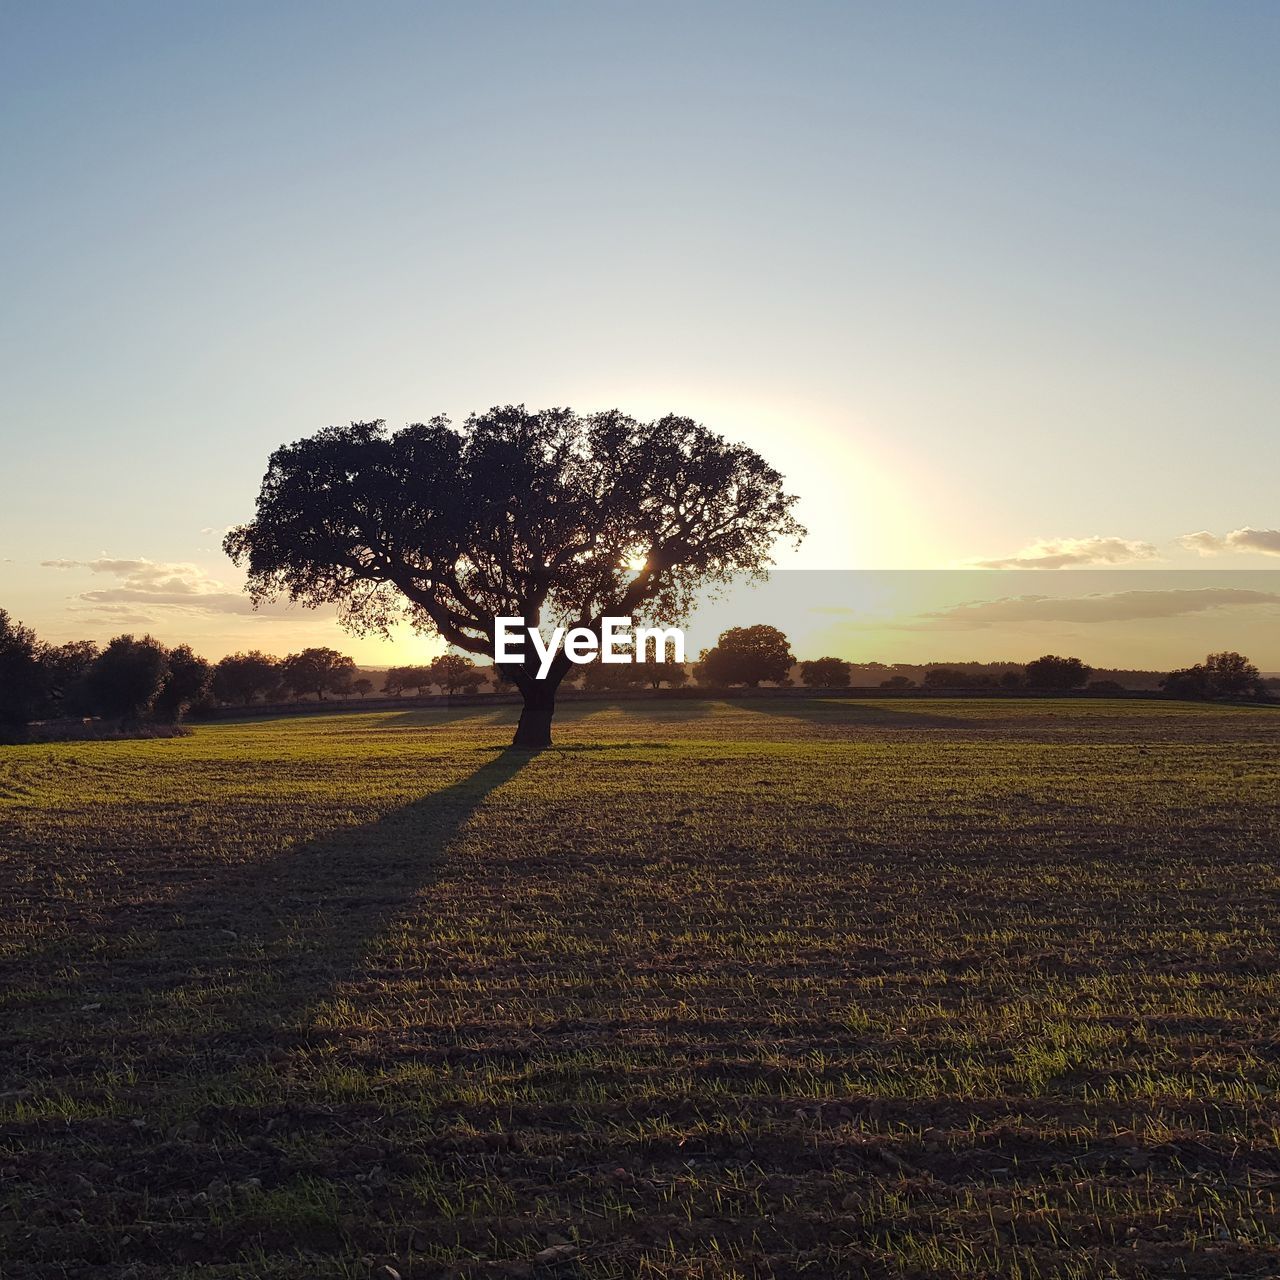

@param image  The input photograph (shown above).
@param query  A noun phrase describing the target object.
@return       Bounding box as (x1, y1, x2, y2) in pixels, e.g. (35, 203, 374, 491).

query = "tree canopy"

(1163, 651, 1262, 700)
(799, 656, 850, 688)
(278, 648, 357, 701)
(696, 625, 794, 688)
(225, 407, 803, 744)
(1024, 654, 1091, 691)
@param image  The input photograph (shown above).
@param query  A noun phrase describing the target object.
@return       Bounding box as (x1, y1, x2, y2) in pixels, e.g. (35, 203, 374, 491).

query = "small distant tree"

(381, 666, 408, 696)
(430, 653, 483, 694)
(87, 635, 170, 721)
(213, 650, 280, 704)
(998, 670, 1024, 690)
(153, 644, 213, 722)
(1163, 651, 1262, 700)
(1024, 654, 1091, 691)
(879, 674, 916, 690)
(922, 668, 967, 690)
(0, 609, 45, 732)
(1087, 679, 1125, 694)
(579, 658, 645, 692)
(633, 658, 688, 689)
(799, 657, 850, 688)
(407, 664, 436, 694)
(279, 647, 357, 701)
(696, 625, 794, 688)
(41, 640, 99, 715)
(1204, 650, 1262, 696)
(353, 677, 374, 698)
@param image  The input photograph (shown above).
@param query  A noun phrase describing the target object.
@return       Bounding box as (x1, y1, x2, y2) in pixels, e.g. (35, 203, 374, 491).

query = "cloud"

(973, 536, 1159, 570)
(1179, 528, 1280, 557)
(42, 556, 223, 594)
(75, 588, 305, 617)
(43, 555, 311, 620)
(920, 588, 1280, 629)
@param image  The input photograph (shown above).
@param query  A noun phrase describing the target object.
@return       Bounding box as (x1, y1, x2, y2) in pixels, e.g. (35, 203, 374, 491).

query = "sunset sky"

(2, 2, 1278, 665)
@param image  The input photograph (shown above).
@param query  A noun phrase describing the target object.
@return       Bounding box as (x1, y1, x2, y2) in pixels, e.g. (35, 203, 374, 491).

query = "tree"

(403, 664, 434, 695)
(633, 658, 688, 689)
(1162, 651, 1262, 700)
(799, 657, 850, 688)
(213, 651, 280, 704)
(879, 675, 916, 690)
(87, 635, 170, 721)
(0, 609, 45, 732)
(1023, 654, 1091, 691)
(279, 647, 357, 701)
(224, 408, 803, 746)
(1204, 650, 1261, 696)
(353, 677, 374, 698)
(696, 625, 794, 688)
(382, 666, 409, 696)
(579, 657, 646, 692)
(430, 653, 483, 694)
(153, 644, 212, 722)
(41, 640, 99, 715)
(922, 668, 968, 690)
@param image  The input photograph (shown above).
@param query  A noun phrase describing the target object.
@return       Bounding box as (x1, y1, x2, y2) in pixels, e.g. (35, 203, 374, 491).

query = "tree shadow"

(554, 696, 716, 723)
(21, 748, 534, 1058)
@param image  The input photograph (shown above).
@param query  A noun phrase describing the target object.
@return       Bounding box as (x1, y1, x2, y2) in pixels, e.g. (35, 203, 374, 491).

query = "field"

(2, 698, 1279, 1279)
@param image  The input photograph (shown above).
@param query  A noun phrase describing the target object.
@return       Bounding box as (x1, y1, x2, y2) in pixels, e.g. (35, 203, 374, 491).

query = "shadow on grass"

(737, 696, 977, 730)
(554, 696, 717, 723)
(22, 748, 534, 1056)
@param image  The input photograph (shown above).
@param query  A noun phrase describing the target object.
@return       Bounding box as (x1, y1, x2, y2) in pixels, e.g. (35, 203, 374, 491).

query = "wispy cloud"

(973, 536, 1159, 570)
(43, 555, 304, 620)
(919, 587, 1280, 629)
(1179, 527, 1280, 557)
(42, 557, 222, 595)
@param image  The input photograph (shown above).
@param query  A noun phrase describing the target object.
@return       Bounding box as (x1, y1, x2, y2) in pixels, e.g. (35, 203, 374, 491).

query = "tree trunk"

(512, 682, 556, 748)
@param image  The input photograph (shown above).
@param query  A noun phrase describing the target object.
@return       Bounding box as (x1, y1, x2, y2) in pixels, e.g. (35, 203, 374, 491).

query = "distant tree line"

(2, 604, 1272, 741)
(0, 611, 510, 740)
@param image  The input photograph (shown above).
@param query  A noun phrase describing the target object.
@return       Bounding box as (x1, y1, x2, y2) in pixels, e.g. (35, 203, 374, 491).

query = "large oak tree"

(225, 406, 803, 746)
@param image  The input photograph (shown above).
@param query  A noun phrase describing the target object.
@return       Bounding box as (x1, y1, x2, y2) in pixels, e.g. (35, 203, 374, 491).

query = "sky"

(2, 1, 1278, 665)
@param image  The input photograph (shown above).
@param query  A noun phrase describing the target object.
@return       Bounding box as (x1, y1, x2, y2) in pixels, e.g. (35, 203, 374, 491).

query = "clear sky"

(2, 2, 1278, 664)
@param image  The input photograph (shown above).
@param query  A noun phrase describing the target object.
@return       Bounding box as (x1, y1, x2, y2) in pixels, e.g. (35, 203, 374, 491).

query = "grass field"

(2, 698, 1279, 1279)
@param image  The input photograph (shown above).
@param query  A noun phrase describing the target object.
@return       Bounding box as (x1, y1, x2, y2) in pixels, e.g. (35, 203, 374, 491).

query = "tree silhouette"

(353, 677, 374, 698)
(279, 647, 357, 702)
(1024, 654, 1091, 691)
(430, 653, 484, 694)
(225, 407, 802, 746)
(799, 656, 850, 688)
(87, 635, 170, 721)
(40, 640, 99, 716)
(0, 609, 44, 732)
(153, 644, 212, 722)
(697, 625, 794, 688)
(213, 651, 280, 705)
(1162, 651, 1261, 700)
